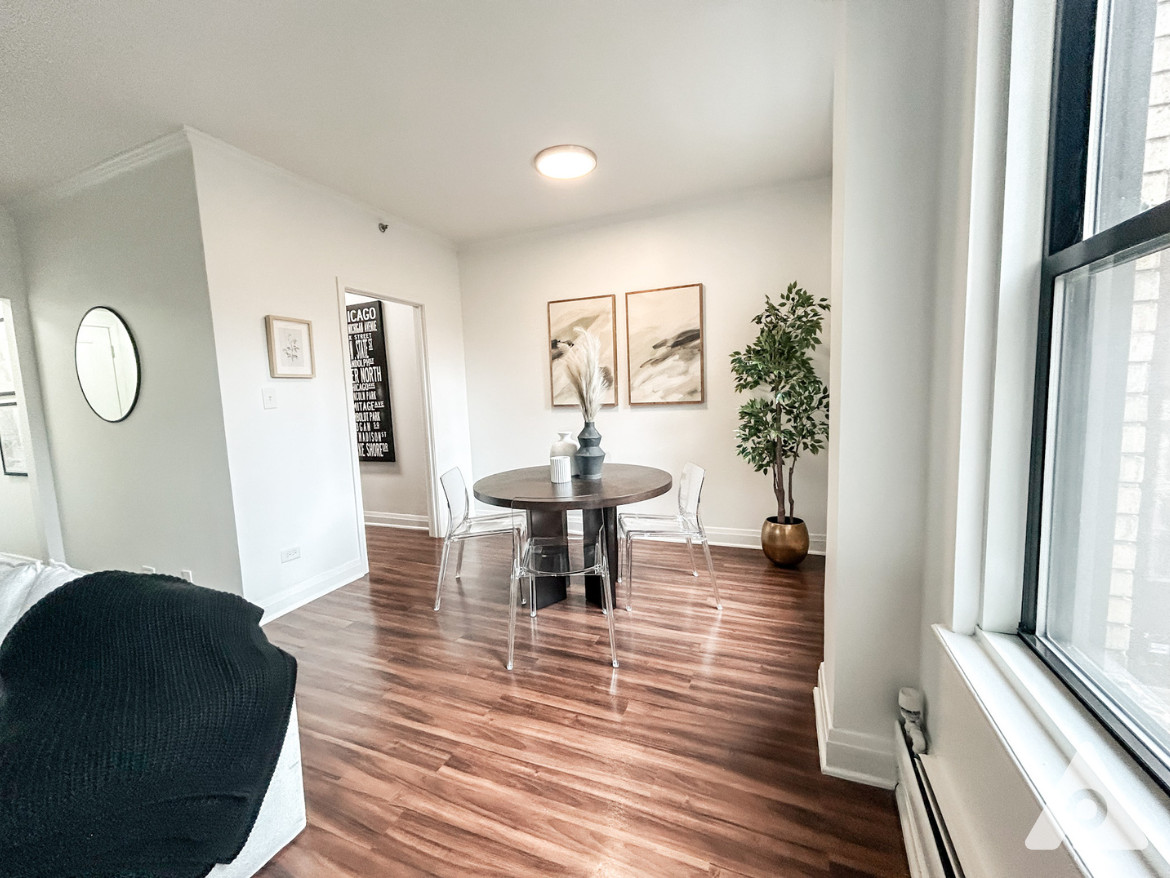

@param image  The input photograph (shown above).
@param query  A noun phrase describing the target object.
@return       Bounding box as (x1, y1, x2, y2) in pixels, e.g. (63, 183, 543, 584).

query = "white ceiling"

(0, 1, 835, 245)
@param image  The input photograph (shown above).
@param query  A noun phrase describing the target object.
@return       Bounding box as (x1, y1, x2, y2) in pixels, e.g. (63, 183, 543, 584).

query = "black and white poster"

(347, 300, 396, 462)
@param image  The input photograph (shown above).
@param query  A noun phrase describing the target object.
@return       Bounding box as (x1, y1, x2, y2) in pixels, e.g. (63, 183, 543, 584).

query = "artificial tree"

(729, 281, 830, 524)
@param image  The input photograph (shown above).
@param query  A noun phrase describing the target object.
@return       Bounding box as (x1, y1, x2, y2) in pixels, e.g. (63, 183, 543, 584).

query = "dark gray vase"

(575, 421, 605, 480)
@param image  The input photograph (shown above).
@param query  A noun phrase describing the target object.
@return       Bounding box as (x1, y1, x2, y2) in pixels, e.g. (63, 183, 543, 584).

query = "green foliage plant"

(729, 281, 830, 524)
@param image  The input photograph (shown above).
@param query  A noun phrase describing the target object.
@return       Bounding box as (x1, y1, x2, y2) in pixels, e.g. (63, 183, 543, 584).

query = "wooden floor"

(258, 527, 909, 878)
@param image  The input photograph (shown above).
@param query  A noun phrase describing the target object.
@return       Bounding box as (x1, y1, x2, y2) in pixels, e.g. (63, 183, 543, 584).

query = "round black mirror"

(75, 307, 140, 422)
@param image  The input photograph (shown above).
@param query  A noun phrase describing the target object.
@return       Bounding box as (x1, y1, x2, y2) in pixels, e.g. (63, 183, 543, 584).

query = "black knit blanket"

(0, 571, 297, 878)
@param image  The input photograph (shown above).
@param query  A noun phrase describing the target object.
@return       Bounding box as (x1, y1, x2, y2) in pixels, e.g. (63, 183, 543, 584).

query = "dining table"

(472, 463, 672, 609)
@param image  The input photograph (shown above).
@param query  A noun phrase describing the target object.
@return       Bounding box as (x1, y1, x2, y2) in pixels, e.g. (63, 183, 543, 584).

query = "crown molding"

(7, 124, 453, 251)
(8, 129, 192, 216)
(180, 126, 454, 251)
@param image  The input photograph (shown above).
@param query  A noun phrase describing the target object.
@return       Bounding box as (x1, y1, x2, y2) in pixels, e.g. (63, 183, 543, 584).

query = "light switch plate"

(262, 387, 277, 409)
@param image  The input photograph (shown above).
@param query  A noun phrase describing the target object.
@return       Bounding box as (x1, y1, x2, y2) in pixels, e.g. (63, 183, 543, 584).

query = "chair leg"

(601, 568, 619, 669)
(454, 541, 466, 580)
(623, 535, 634, 611)
(701, 538, 721, 609)
(510, 527, 527, 608)
(616, 529, 626, 584)
(434, 539, 452, 611)
(685, 537, 699, 576)
(507, 563, 519, 670)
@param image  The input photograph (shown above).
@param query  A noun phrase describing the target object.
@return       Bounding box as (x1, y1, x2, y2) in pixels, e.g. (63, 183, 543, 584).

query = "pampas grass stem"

(564, 328, 611, 421)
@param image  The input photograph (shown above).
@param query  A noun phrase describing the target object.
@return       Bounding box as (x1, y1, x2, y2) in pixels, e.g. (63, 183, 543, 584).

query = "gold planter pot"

(761, 516, 809, 567)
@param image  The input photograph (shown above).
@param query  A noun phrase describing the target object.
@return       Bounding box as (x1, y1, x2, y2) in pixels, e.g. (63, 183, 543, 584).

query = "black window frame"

(1021, 0, 1170, 796)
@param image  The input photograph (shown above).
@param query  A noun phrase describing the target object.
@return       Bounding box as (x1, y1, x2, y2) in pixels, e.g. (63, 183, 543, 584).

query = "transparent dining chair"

(507, 497, 618, 670)
(618, 462, 721, 611)
(433, 468, 525, 611)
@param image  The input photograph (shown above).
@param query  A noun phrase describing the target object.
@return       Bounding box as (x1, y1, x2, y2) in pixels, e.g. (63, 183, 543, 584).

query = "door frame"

(335, 282, 442, 569)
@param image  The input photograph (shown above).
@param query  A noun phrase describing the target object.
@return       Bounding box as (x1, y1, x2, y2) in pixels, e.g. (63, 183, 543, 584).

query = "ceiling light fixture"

(534, 144, 597, 179)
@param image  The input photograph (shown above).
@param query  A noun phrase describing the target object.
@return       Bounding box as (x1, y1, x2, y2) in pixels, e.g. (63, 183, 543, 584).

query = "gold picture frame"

(547, 294, 618, 408)
(625, 283, 705, 405)
(265, 315, 315, 379)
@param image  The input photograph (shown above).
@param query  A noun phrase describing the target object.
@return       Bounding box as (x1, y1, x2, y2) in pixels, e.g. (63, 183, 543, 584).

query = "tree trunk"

(773, 454, 785, 523)
(774, 399, 785, 522)
(787, 461, 796, 521)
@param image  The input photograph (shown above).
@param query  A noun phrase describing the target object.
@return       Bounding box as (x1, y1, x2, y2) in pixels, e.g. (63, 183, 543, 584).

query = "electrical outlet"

(141, 565, 157, 574)
(180, 569, 194, 582)
(280, 546, 301, 564)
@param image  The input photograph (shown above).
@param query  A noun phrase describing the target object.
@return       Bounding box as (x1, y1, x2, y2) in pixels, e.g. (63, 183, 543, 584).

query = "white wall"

(911, 2, 1094, 874)
(189, 129, 472, 615)
(348, 294, 430, 528)
(830, 0, 1129, 872)
(458, 182, 832, 549)
(11, 137, 242, 588)
(915, 0, 1013, 764)
(817, 0, 945, 786)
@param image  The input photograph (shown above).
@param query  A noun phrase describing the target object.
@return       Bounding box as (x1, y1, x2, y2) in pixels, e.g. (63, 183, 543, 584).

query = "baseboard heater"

(895, 718, 965, 878)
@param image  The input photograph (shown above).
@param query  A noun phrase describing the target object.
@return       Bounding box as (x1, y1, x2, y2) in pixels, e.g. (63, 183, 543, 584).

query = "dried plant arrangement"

(563, 328, 613, 422)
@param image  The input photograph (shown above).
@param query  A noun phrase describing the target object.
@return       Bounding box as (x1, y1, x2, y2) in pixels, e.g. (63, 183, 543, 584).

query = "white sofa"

(0, 554, 306, 878)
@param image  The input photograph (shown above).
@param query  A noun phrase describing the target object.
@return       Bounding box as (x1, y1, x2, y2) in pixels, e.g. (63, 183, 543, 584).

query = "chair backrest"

(440, 468, 470, 534)
(510, 496, 606, 575)
(677, 462, 706, 518)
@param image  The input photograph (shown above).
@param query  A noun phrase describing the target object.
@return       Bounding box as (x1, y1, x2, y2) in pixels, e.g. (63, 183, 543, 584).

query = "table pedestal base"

(583, 507, 619, 608)
(525, 507, 620, 609)
(527, 509, 568, 609)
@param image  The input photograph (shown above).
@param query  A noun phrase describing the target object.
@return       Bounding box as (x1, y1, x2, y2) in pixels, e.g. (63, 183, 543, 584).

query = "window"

(1023, 0, 1170, 794)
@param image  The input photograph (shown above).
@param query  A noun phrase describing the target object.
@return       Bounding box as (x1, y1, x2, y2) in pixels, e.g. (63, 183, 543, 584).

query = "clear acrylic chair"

(433, 468, 524, 611)
(618, 461, 721, 611)
(507, 497, 618, 670)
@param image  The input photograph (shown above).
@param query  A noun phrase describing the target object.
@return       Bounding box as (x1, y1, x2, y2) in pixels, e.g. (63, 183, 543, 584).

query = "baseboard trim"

(558, 520, 828, 554)
(365, 511, 430, 530)
(705, 525, 826, 555)
(259, 558, 367, 625)
(813, 663, 897, 788)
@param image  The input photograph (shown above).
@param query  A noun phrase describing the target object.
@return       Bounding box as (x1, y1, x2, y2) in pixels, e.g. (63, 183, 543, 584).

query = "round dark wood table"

(473, 464, 672, 608)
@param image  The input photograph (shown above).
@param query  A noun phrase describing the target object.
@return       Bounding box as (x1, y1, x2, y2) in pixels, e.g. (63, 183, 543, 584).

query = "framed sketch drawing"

(547, 295, 618, 408)
(0, 402, 27, 476)
(626, 283, 705, 405)
(265, 315, 315, 378)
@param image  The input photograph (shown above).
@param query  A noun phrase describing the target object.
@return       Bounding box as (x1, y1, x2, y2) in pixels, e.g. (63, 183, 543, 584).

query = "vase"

(761, 516, 809, 567)
(575, 421, 605, 480)
(550, 431, 577, 459)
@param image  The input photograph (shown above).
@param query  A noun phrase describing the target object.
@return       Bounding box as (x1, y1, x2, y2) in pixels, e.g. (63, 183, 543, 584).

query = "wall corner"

(814, 662, 898, 789)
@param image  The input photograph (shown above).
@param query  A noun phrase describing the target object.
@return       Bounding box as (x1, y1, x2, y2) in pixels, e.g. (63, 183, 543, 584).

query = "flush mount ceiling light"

(533, 144, 597, 179)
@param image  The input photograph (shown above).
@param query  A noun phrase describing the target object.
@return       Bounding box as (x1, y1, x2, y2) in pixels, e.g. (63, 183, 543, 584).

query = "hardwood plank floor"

(258, 527, 909, 877)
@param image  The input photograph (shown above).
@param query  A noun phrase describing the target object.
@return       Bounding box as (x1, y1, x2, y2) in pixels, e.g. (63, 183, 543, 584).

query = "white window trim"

(937, 623, 1170, 876)
(932, 0, 1170, 874)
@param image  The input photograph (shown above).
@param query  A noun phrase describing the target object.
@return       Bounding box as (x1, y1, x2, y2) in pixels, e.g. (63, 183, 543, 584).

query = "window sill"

(934, 624, 1170, 876)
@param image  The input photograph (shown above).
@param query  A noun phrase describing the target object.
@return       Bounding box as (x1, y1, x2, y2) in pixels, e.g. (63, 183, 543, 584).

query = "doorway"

(0, 299, 43, 557)
(338, 286, 439, 550)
